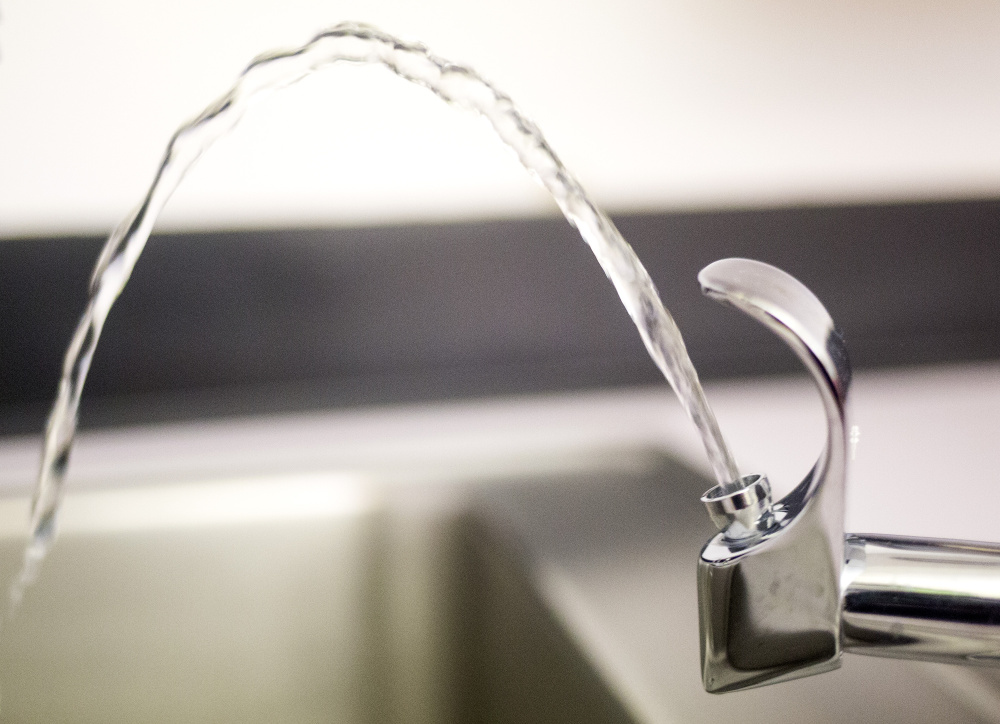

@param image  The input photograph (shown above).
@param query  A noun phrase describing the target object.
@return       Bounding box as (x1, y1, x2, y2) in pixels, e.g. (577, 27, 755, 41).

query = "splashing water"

(14, 22, 740, 605)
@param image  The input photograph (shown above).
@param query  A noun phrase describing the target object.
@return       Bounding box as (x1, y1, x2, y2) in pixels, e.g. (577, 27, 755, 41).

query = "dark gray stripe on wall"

(1, 199, 998, 434)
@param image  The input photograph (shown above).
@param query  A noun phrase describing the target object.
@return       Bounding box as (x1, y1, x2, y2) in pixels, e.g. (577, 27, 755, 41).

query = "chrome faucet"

(696, 258, 1000, 694)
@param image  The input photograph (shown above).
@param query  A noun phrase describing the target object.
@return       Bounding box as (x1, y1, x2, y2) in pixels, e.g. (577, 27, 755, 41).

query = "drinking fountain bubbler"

(696, 258, 1000, 693)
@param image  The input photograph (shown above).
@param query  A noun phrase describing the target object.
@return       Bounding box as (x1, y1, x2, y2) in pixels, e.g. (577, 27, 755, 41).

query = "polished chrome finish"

(700, 474, 773, 540)
(695, 257, 1000, 694)
(696, 258, 850, 693)
(844, 535, 1000, 664)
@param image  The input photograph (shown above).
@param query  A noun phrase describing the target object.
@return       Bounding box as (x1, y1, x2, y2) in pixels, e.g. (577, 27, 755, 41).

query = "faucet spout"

(695, 258, 1000, 693)
(696, 258, 850, 693)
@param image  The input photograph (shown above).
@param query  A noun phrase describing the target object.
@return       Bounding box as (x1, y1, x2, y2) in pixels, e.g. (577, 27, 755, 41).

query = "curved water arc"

(21, 22, 740, 604)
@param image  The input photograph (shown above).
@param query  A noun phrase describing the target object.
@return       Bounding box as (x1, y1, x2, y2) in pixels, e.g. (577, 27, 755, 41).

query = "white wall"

(3, 0, 1000, 236)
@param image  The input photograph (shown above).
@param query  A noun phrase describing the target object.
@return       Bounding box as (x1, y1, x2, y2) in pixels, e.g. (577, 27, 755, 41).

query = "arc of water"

(19, 22, 739, 605)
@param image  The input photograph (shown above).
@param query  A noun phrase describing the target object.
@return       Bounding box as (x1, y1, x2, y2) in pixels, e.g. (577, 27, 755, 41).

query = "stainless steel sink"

(0, 461, 644, 723)
(0, 394, 659, 724)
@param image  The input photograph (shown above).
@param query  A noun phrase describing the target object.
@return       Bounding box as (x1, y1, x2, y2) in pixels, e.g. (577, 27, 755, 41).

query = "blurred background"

(1, 0, 999, 433)
(2, 3, 1000, 723)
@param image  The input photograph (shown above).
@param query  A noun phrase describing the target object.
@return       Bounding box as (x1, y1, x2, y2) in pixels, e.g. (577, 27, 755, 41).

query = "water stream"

(15, 22, 739, 605)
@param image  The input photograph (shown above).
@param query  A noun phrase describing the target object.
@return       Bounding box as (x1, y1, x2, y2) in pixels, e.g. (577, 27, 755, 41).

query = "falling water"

(14, 22, 740, 605)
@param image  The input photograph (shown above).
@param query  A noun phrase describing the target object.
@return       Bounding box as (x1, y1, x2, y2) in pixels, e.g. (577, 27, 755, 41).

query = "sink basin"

(0, 453, 646, 723)
(0, 392, 661, 724)
(0, 488, 385, 723)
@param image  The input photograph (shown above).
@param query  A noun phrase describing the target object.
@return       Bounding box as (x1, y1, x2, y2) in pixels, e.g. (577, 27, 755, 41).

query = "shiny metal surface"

(696, 257, 1000, 695)
(844, 535, 1000, 664)
(700, 473, 772, 540)
(696, 258, 851, 693)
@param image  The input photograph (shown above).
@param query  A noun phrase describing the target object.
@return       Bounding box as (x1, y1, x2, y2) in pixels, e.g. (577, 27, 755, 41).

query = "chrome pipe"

(843, 535, 1000, 665)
